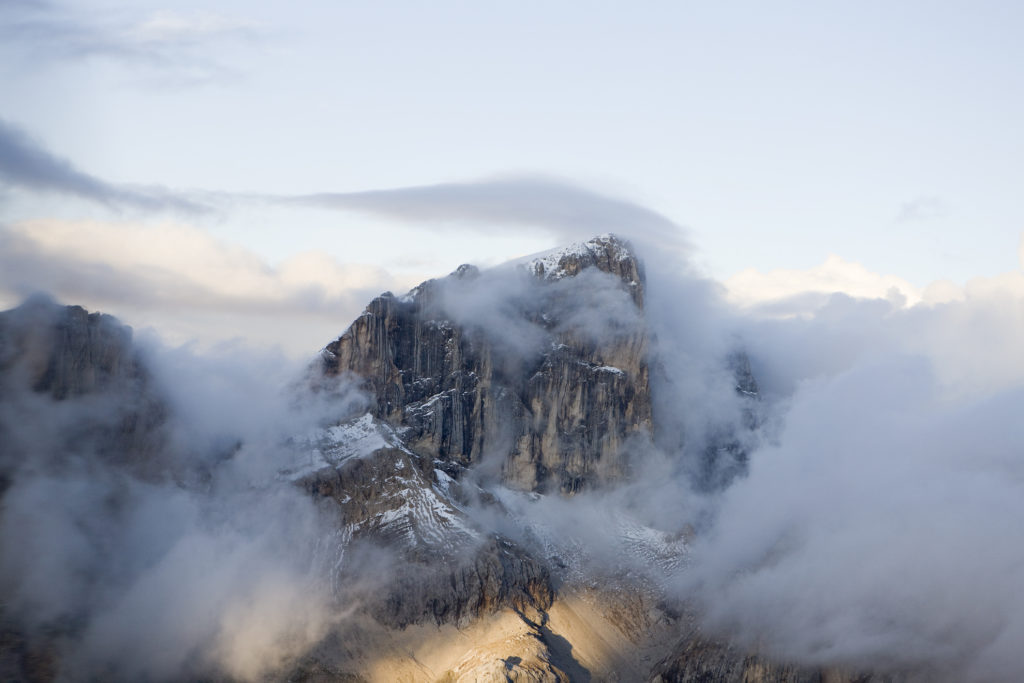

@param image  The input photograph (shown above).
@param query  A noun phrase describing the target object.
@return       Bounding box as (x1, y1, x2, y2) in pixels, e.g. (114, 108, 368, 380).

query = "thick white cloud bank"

(676, 246, 1024, 681)
(0, 333, 369, 681)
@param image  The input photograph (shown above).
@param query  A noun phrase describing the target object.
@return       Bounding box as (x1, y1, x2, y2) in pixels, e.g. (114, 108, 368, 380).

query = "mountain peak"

(516, 233, 645, 307)
(320, 232, 653, 494)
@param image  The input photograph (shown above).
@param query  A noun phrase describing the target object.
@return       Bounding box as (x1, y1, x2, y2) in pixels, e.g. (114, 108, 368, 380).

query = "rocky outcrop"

(0, 295, 165, 478)
(371, 536, 554, 629)
(0, 296, 137, 400)
(320, 235, 652, 494)
(299, 424, 555, 629)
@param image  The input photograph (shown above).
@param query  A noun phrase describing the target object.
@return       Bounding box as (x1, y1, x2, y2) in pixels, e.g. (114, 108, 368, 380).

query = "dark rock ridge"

(299, 440, 554, 629)
(320, 234, 653, 494)
(370, 535, 554, 629)
(0, 295, 165, 477)
(0, 294, 143, 400)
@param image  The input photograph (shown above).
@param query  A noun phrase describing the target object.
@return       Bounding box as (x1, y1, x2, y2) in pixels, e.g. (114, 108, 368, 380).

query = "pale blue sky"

(2, 0, 1023, 352)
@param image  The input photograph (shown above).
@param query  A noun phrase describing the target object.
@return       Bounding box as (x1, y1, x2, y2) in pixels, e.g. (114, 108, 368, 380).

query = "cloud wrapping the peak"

(667, 259, 1024, 681)
(290, 176, 690, 254)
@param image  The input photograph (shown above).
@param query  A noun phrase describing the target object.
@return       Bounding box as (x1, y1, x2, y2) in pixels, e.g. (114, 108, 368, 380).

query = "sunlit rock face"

(320, 234, 653, 494)
(296, 432, 555, 630)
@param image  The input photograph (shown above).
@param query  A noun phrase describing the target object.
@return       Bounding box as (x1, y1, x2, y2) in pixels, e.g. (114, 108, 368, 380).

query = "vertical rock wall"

(321, 235, 653, 493)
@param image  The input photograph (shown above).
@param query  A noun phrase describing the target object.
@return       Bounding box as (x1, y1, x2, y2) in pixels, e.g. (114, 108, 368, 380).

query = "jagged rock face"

(296, 415, 554, 630)
(0, 296, 139, 400)
(321, 235, 652, 493)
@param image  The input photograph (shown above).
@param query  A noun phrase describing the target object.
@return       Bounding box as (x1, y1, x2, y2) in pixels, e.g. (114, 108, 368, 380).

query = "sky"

(5, 5, 1024, 680)
(2, 0, 1024, 355)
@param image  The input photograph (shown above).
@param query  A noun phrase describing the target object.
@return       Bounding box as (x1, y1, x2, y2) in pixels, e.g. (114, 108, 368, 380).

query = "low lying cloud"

(681, 358, 1024, 681)
(0, 317, 365, 681)
(674, 257, 1024, 681)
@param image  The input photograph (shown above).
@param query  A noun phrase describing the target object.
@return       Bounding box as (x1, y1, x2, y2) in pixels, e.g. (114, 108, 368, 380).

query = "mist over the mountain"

(0, 301, 370, 680)
(2, 233, 1024, 682)
(679, 285, 1024, 682)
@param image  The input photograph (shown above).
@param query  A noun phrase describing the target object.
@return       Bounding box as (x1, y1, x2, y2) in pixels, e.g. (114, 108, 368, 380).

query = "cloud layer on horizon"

(0, 219, 413, 354)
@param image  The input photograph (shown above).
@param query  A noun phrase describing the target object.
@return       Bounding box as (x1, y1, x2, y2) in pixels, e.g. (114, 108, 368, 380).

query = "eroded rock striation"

(320, 234, 653, 494)
(294, 236, 658, 639)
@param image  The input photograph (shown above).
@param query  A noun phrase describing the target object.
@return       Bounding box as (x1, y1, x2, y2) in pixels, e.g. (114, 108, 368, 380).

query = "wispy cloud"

(896, 195, 949, 223)
(289, 177, 690, 253)
(0, 1, 262, 86)
(0, 118, 208, 213)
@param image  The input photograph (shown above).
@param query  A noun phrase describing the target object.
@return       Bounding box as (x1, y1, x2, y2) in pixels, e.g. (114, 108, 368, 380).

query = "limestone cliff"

(297, 434, 554, 630)
(320, 234, 652, 494)
(291, 235, 807, 681)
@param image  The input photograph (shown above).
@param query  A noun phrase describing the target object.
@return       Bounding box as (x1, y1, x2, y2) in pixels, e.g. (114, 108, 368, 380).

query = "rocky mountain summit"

(298, 235, 657, 640)
(320, 234, 652, 494)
